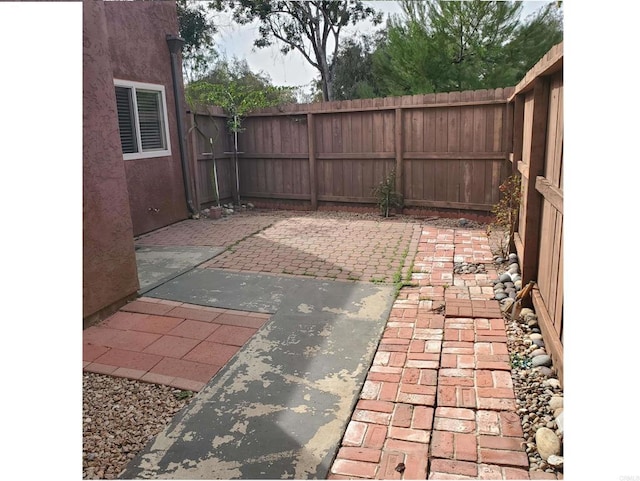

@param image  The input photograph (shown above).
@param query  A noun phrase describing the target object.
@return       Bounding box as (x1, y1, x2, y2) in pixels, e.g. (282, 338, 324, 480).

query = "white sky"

(212, 1, 555, 90)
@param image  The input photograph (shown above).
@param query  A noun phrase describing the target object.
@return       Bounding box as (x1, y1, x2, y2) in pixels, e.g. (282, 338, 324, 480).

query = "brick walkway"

(328, 226, 562, 480)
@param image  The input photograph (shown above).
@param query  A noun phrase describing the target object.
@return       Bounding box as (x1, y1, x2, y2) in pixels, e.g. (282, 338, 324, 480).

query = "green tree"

(176, 0, 218, 82)
(371, 0, 562, 95)
(209, 1, 382, 101)
(372, 19, 437, 96)
(330, 35, 383, 100)
(377, 0, 523, 93)
(195, 57, 297, 105)
(504, 2, 564, 82)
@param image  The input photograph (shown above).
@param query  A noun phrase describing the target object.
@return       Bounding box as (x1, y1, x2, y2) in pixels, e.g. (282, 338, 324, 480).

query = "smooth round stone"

(508, 253, 518, 260)
(549, 396, 563, 410)
(514, 280, 522, 290)
(499, 273, 512, 283)
(494, 282, 505, 289)
(534, 366, 553, 376)
(512, 274, 522, 282)
(530, 333, 543, 340)
(520, 308, 534, 318)
(504, 281, 515, 289)
(495, 257, 504, 264)
(495, 292, 508, 301)
(508, 267, 520, 276)
(530, 349, 546, 358)
(494, 288, 505, 295)
(527, 319, 539, 328)
(547, 455, 564, 468)
(532, 339, 545, 348)
(532, 355, 552, 367)
(535, 427, 561, 461)
(531, 327, 541, 333)
(509, 291, 517, 299)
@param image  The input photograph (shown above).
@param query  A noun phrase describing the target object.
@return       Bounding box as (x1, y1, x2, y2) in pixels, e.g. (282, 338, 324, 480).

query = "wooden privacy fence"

(189, 87, 515, 214)
(186, 44, 563, 382)
(510, 42, 563, 385)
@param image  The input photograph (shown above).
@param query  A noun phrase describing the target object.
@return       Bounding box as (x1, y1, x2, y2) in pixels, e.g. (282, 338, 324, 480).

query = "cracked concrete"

(121, 276, 396, 479)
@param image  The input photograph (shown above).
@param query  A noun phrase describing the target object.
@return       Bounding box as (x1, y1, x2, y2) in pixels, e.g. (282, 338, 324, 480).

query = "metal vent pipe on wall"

(166, 34, 196, 215)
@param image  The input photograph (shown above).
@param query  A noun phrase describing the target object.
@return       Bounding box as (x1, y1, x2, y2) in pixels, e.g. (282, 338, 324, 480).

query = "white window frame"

(113, 79, 172, 160)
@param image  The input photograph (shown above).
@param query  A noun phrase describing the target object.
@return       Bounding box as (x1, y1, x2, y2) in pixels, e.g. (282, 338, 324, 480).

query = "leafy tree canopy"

(330, 0, 563, 98)
(330, 34, 384, 101)
(176, 0, 218, 82)
(186, 57, 296, 130)
(209, 1, 382, 101)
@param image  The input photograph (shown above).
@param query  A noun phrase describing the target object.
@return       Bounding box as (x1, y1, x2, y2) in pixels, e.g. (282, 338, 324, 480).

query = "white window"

(114, 79, 171, 160)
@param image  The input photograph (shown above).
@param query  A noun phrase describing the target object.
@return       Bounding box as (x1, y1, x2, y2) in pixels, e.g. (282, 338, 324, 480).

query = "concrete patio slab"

(143, 268, 303, 313)
(121, 281, 396, 479)
(134, 246, 225, 294)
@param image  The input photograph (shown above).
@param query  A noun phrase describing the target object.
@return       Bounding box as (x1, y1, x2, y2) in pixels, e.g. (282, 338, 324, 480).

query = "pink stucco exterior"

(104, 0, 190, 236)
(83, 0, 190, 324)
(83, 0, 139, 324)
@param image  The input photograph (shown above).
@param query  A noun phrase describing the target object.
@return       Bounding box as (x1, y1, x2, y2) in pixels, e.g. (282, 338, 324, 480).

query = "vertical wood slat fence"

(189, 87, 515, 214)
(187, 105, 234, 208)
(186, 44, 563, 384)
(510, 42, 563, 385)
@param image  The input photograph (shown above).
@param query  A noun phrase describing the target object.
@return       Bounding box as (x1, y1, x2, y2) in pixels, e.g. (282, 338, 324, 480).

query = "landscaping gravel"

(82, 373, 194, 479)
(495, 257, 565, 476)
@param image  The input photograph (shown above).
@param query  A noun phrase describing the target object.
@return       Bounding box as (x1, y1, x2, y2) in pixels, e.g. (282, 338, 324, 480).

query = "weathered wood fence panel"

(196, 87, 515, 212)
(188, 107, 234, 206)
(509, 42, 563, 384)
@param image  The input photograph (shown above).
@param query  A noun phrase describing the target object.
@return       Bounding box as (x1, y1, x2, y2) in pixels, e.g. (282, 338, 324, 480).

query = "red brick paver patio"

(134, 213, 281, 248)
(202, 215, 421, 283)
(328, 226, 561, 480)
(83, 298, 269, 392)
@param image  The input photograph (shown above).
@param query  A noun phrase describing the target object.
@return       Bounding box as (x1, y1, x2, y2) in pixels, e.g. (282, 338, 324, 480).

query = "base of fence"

(531, 285, 563, 387)
(224, 197, 495, 224)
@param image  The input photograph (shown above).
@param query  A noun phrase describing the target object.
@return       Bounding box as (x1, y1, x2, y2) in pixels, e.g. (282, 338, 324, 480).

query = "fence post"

(394, 107, 403, 196)
(307, 112, 318, 210)
(520, 78, 550, 285)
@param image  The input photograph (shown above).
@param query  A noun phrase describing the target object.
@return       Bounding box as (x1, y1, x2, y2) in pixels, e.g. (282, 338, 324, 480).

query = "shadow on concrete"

(134, 245, 224, 295)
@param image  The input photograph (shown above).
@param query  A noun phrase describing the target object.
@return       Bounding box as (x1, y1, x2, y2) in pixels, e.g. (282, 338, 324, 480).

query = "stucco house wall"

(83, 0, 139, 325)
(104, 0, 190, 237)
(83, 0, 190, 325)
